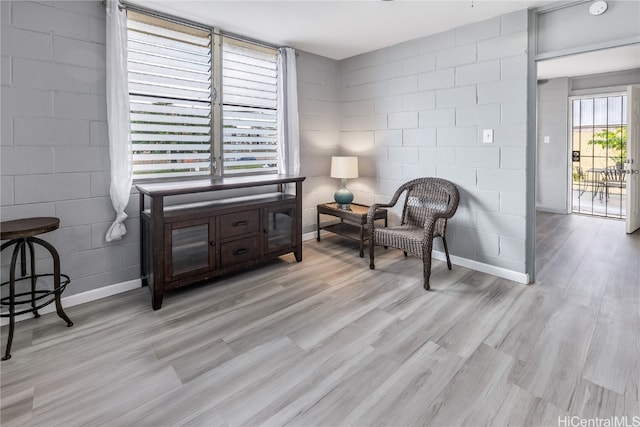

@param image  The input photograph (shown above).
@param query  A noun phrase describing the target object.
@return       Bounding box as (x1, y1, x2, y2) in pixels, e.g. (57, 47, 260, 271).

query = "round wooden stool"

(1, 217, 73, 360)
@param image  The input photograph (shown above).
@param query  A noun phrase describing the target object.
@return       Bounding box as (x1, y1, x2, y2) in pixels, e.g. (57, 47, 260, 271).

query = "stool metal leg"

(19, 240, 27, 277)
(1, 235, 73, 361)
(3, 241, 23, 361)
(27, 240, 40, 318)
(31, 237, 73, 328)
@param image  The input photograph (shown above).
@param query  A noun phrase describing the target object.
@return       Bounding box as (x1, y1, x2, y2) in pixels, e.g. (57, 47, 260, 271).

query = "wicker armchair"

(367, 177, 460, 290)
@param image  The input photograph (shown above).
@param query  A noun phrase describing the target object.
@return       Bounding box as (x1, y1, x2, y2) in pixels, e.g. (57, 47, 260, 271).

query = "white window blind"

(127, 11, 213, 179)
(222, 37, 278, 175)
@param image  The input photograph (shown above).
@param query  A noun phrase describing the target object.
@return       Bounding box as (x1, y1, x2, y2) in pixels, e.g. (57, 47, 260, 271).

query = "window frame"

(124, 4, 281, 182)
(221, 35, 279, 176)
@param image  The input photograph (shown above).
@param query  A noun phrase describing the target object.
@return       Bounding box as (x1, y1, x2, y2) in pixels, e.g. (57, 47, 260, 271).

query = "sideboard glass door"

(166, 218, 215, 279)
(264, 203, 296, 254)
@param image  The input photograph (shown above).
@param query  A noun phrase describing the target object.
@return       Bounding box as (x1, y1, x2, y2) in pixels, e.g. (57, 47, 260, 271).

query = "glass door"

(571, 94, 627, 219)
(165, 217, 215, 280)
(264, 203, 296, 254)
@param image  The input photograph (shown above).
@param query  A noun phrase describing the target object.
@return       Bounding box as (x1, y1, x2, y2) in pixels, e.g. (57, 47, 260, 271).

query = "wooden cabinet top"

(136, 174, 306, 197)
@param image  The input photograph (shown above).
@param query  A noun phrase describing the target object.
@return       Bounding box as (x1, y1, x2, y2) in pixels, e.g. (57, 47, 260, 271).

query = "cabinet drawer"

(220, 237, 260, 267)
(220, 210, 260, 239)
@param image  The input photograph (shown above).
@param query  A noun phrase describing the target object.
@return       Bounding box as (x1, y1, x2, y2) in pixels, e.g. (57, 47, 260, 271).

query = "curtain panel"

(105, 0, 133, 242)
(277, 47, 300, 177)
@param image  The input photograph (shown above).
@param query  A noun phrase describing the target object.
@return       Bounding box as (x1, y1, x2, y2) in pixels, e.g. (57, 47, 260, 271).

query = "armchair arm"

(366, 185, 408, 229)
(421, 206, 457, 228)
(420, 198, 458, 239)
(366, 202, 393, 229)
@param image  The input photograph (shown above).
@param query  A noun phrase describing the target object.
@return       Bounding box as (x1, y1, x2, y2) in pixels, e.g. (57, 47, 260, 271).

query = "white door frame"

(626, 85, 640, 233)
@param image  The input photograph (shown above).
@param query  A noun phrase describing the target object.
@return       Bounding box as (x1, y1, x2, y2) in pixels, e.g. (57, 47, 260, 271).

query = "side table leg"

(316, 210, 321, 241)
(359, 225, 365, 257)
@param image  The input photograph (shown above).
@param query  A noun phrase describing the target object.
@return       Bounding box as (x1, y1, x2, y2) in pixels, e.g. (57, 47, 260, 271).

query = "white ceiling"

(128, 0, 552, 60)
(128, 0, 640, 77)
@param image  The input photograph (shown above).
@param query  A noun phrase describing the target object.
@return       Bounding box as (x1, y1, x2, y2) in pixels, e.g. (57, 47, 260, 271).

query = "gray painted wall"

(0, 1, 140, 296)
(537, 1, 640, 57)
(296, 52, 341, 233)
(337, 10, 530, 274)
(536, 77, 569, 213)
(571, 68, 640, 95)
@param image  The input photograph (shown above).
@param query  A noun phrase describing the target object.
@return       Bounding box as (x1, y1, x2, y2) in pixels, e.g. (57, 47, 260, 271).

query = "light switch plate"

(544, 136, 550, 144)
(482, 129, 493, 143)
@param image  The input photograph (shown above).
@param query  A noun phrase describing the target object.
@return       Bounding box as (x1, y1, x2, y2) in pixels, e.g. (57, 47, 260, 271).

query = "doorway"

(570, 94, 627, 219)
(533, 44, 640, 284)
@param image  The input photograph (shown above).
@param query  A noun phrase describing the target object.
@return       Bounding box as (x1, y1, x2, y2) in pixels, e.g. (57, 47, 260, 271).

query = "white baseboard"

(306, 230, 530, 284)
(1, 279, 142, 326)
(432, 250, 529, 284)
(302, 230, 321, 241)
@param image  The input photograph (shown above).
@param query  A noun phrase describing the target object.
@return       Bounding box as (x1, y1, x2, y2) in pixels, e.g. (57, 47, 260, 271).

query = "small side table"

(317, 203, 387, 257)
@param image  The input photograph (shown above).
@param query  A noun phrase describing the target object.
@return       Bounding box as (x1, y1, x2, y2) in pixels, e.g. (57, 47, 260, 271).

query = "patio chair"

(601, 166, 626, 201)
(575, 166, 604, 200)
(366, 177, 459, 290)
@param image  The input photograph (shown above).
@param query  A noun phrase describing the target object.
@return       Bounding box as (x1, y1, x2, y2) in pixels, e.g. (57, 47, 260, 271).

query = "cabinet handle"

(210, 241, 215, 246)
(233, 220, 248, 227)
(234, 248, 248, 255)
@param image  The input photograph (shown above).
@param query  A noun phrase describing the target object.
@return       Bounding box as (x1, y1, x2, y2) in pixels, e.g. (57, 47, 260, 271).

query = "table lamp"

(330, 156, 358, 209)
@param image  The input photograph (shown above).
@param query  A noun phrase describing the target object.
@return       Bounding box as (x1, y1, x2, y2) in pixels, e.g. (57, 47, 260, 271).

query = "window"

(222, 38, 278, 175)
(126, 11, 279, 180)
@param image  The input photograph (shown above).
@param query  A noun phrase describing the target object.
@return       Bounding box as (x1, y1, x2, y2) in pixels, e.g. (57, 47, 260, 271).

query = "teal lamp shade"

(331, 156, 358, 209)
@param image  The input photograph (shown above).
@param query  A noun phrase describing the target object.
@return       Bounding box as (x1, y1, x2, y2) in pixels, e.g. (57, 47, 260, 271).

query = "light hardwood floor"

(1, 212, 639, 426)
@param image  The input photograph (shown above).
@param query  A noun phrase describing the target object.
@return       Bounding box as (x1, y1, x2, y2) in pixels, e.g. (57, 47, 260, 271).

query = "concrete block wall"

(296, 51, 341, 234)
(339, 10, 529, 273)
(0, 1, 140, 296)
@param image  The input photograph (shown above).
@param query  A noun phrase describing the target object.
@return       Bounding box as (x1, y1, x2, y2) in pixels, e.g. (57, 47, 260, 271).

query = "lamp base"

(334, 187, 354, 210)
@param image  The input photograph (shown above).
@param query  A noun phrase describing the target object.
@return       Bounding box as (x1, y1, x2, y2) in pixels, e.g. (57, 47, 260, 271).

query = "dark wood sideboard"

(136, 175, 305, 310)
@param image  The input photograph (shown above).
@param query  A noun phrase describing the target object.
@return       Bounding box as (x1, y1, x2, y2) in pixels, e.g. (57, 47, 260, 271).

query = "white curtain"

(276, 47, 300, 176)
(105, 0, 132, 242)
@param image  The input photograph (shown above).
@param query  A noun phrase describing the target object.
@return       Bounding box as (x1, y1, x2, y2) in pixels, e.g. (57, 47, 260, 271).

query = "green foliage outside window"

(587, 127, 627, 167)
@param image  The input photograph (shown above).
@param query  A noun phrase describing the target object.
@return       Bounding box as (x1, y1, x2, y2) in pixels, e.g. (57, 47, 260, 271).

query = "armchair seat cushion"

(374, 225, 425, 257)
